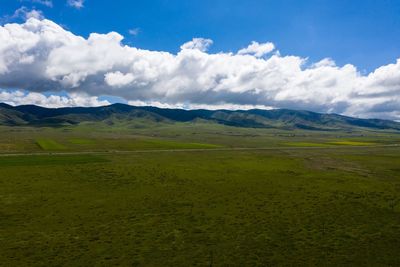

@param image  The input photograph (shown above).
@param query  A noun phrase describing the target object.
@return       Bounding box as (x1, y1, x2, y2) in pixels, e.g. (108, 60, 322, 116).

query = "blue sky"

(0, 0, 400, 120)
(2, 0, 400, 72)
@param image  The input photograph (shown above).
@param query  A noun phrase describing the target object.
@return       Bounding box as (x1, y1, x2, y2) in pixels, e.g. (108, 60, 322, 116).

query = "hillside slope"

(1, 103, 399, 131)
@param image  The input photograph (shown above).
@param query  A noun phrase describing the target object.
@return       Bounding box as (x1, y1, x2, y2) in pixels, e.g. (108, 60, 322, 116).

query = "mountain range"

(1, 102, 399, 131)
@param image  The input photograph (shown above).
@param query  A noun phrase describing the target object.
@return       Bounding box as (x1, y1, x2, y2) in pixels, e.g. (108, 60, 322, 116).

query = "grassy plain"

(1, 122, 400, 266)
(35, 139, 67, 150)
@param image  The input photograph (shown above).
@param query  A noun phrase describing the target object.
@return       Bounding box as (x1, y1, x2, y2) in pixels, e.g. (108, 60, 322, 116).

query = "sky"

(0, 0, 400, 120)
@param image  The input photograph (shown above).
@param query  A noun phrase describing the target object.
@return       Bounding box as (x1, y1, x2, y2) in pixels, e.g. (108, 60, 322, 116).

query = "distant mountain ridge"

(1, 102, 400, 131)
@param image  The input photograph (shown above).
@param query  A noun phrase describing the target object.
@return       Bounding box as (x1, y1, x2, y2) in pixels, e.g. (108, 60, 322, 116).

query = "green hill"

(1, 102, 399, 131)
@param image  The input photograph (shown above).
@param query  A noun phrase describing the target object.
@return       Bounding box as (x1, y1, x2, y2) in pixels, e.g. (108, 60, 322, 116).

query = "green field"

(328, 140, 377, 146)
(1, 123, 400, 266)
(36, 138, 67, 151)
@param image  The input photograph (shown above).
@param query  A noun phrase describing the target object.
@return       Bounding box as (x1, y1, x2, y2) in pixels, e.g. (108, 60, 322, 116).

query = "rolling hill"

(1, 102, 400, 131)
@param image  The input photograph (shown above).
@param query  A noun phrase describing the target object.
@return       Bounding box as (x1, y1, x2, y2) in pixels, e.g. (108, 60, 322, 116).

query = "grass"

(140, 139, 223, 149)
(1, 147, 400, 266)
(283, 142, 333, 147)
(284, 140, 379, 147)
(36, 138, 67, 150)
(69, 138, 96, 145)
(0, 155, 108, 166)
(0, 124, 400, 265)
(328, 140, 377, 146)
(67, 138, 223, 151)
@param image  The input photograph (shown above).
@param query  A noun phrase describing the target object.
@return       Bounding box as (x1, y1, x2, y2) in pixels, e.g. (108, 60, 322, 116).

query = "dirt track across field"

(0, 144, 399, 157)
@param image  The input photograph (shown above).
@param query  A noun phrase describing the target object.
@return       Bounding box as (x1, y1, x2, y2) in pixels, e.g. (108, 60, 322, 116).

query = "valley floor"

(1, 124, 400, 266)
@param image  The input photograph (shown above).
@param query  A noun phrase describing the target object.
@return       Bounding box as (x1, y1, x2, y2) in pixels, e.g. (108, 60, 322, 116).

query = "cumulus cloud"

(67, 0, 84, 9)
(128, 100, 272, 111)
(6, 6, 44, 21)
(238, 41, 275, 57)
(180, 38, 213, 52)
(105, 71, 135, 87)
(22, 9, 44, 20)
(0, 18, 399, 120)
(0, 90, 109, 108)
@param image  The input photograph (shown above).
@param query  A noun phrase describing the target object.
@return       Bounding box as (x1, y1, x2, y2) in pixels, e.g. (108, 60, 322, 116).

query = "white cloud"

(180, 38, 213, 52)
(312, 58, 336, 68)
(128, 28, 140, 36)
(20, 0, 53, 7)
(67, 0, 84, 9)
(24, 9, 44, 20)
(8, 6, 44, 21)
(105, 71, 135, 87)
(238, 41, 275, 57)
(0, 18, 399, 120)
(0, 90, 109, 108)
(128, 100, 272, 111)
(35, 0, 53, 7)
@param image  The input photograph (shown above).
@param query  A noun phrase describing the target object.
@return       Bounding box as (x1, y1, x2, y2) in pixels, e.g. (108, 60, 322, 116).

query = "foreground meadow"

(1, 130, 400, 266)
